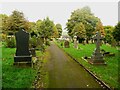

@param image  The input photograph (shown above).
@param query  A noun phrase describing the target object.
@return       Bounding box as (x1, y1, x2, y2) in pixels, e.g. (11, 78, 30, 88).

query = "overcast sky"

(1, 2, 118, 31)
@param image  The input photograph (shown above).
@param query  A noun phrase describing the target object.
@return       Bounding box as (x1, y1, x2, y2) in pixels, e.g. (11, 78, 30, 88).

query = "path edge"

(56, 43, 114, 90)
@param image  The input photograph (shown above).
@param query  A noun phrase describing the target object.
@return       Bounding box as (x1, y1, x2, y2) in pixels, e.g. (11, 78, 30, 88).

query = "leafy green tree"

(95, 19, 105, 36)
(6, 10, 29, 32)
(56, 23, 62, 38)
(112, 22, 120, 42)
(0, 14, 9, 33)
(72, 22, 86, 39)
(39, 17, 54, 42)
(84, 22, 94, 43)
(104, 25, 114, 44)
(66, 6, 99, 39)
(52, 25, 59, 38)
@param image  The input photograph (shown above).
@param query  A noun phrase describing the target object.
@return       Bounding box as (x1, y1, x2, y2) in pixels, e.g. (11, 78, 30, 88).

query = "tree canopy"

(0, 14, 9, 33)
(104, 25, 114, 44)
(7, 10, 29, 32)
(112, 22, 120, 42)
(95, 19, 105, 36)
(1, 10, 29, 34)
(38, 17, 55, 39)
(56, 23, 62, 38)
(66, 6, 102, 41)
(72, 22, 86, 39)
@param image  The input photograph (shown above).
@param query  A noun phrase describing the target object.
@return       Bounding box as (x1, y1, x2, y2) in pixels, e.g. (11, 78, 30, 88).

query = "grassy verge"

(56, 41, 119, 89)
(40, 51, 50, 88)
(2, 47, 37, 88)
(33, 48, 50, 88)
(0, 42, 2, 89)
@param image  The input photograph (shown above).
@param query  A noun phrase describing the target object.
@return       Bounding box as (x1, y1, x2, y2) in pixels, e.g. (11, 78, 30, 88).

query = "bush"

(6, 37, 16, 48)
(45, 40, 50, 46)
(1, 33, 7, 42)
(29, 36, 37, 48)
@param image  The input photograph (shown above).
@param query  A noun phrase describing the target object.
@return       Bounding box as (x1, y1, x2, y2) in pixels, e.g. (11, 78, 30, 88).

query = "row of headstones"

(14, 29, 112, 65)
(14, 29, 43, 67)
(63, 35, 78, 48)
(63, 32, 109, 65)
(63, 36, 117, 48)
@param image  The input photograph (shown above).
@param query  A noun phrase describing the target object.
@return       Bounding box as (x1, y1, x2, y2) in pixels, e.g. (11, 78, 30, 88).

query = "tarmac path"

(46, 42, 103, 88)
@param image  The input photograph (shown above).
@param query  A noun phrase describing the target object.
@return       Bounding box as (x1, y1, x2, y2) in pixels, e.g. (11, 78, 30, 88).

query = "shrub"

(1, 33, 7, 42)
(6, 37, 16, 48)
(29, 36, 37, 48)
(45, 40, 50, 46)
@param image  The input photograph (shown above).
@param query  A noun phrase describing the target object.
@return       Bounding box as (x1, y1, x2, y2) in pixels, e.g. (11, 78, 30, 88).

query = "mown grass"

(0, 42, 2, 89)
(40, 51, 50, 88)
(56, 41, 119, 89)
(2, 47, 37, 88)
(34, 49, 50, 88)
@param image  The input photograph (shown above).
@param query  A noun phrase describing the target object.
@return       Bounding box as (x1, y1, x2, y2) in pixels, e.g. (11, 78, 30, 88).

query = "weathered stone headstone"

(89, 31, 105, 65)
(73, 35, 78, 49)
(14, 29, 32, 66)
(64, 40, 70, 48)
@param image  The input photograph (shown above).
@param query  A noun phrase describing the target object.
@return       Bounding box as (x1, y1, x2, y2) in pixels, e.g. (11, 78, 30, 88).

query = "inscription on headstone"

(89, 31, 105, 65)
(14, 29, 32, 65)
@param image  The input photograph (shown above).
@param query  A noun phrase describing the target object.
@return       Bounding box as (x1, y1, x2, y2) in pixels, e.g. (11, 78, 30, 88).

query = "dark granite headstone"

(14, 29, 32, 66)
(64, 40, 69, 48)
(89, 31, 105, 65)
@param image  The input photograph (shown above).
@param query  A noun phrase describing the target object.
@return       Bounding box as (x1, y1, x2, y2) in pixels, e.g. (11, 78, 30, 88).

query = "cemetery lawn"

(56, 41, 119, 89)
(2, 47, 37, 88)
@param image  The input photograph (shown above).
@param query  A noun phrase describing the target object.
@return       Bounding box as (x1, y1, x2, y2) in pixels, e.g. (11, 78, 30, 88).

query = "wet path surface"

(46, 42, 102, 88)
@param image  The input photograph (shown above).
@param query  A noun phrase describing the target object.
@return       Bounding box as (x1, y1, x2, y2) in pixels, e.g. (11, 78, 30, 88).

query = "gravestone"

(89, 31, 105, 65)
(64, 40, 69, 48)
(73, 35, 78, 49)
(14, 29, 32, 66)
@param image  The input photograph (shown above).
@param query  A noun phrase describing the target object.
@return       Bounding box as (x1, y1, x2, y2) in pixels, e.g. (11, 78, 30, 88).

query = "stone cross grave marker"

(14, 29, 32, 66)
(89, 31, 105, 65)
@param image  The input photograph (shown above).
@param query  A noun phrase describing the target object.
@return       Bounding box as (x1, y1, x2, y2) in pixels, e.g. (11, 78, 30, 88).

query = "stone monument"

(73, 35, 78, 49)
(14, 29, 32, 66)
(89, 31, 105, 65)
(64, 40, 70, 48)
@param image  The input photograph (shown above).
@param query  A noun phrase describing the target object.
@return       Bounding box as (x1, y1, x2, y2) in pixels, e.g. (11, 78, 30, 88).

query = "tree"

(52, 25, 59, 38)
(66, 6, 99, 39)
(85, 22, 95, 43)
(39, 17, 55, 42)
(73, 23, 86, 43)
(72, 22, 86, 39)
(104, 25, 114, 44)
(112, 22, 120, 42)
(0, 14, 9, 33)
(6, 10, 29, 32)
(95, 19, 105, 36)
(56, 23, 62, 38)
